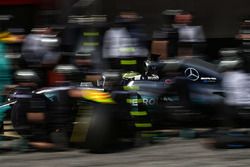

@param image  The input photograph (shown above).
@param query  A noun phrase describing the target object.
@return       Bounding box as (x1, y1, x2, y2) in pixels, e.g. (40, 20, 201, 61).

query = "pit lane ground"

(1, 137, 250, 167)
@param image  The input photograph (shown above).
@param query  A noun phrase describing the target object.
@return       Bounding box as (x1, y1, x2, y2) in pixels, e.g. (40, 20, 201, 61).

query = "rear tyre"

(85, 105, 117, 153)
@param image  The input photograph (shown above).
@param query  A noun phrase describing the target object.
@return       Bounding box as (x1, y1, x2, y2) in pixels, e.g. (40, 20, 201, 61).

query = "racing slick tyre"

(85, 105, 117, 153)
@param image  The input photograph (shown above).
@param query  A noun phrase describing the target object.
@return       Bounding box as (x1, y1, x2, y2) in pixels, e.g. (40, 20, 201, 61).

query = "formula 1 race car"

(2, 56, 227, 152)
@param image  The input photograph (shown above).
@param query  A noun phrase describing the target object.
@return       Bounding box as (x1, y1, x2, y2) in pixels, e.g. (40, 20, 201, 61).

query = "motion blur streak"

(0, 1, 250, 167)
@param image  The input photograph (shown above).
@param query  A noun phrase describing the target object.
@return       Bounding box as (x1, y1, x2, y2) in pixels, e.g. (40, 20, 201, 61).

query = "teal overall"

(0, 42, 11, 123)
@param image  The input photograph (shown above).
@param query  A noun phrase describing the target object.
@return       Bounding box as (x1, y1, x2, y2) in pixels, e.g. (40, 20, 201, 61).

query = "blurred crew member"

(103, 12, 148, 59)
(173, 12, 206, 57)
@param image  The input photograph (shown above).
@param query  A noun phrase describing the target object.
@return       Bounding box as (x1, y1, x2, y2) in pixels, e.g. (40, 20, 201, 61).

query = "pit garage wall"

(1, 0, 249, 38)
(103, 0, 250, 39)
(102, 0, 250, 59)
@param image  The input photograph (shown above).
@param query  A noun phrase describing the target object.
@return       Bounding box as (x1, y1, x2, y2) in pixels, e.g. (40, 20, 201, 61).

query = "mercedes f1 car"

(0, 56, 228, 152)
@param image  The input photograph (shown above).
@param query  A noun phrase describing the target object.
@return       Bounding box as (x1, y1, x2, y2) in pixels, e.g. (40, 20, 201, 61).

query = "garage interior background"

(1, 0, 250, 59)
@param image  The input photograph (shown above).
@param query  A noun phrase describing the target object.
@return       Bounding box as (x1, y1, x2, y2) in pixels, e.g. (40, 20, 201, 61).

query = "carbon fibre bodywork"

(121, 58, 224, 129)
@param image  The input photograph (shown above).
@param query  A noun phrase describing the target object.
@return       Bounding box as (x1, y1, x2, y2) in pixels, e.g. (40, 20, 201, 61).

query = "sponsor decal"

(143, 97, 157, 105)
(165, 79, 173, 84)
(162, 96, 180, 102)
(184, 68, 199, 81)
(200, 77, 217, 82)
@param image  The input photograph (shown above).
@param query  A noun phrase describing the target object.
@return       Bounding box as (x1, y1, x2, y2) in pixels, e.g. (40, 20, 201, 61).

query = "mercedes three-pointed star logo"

(184, 68, 199, 81)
